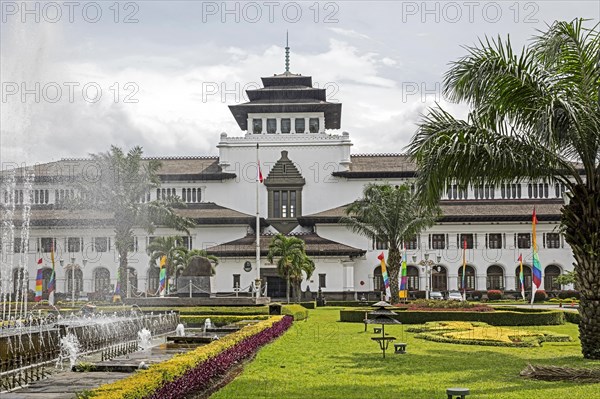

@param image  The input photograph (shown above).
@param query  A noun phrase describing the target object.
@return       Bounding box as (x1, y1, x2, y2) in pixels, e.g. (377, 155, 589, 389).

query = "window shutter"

(417, 234, 420, 249)
(456, 234, 459, 248)
(514, 233, 516, 248)
(108, 238, 112, 251)
(543, 233, 546, 248)
(474, 233, 478, 249)
(560, 234, 564, 248)
(428, 234, 431, 250)
(485, 233, 488, 249)
(445, 234, 449, 249)
(502, 233, 506, 249)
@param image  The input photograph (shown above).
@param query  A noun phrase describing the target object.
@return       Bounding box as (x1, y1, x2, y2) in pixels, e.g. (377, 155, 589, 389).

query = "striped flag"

(48, 245, 56, 292)
(531, 208, 543, 304)
(518, 254, 525, 300)
(35, 268, 43, 302)
(377, 252, 391, 301)
(461, 237, 467, 299)
(399, 245, 408, 299)
(113, 268, 121, 302)
(159, 255, 167, 296)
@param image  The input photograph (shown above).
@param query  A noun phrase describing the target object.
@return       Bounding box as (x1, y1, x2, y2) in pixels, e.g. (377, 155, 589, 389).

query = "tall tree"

(78, 146, 195, 297)
(342, 183, 438, 304)
(290, 255, 315, 302)
(407, 20, 600, 358)
(267, 234, 313, 303)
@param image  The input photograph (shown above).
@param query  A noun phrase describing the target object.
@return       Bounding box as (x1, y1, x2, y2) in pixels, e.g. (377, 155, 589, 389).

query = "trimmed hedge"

(90, 316, 291, 399)
(564, 311, 581, 324)
(181, 315, 270, 327)
(339, 309, 565, 326)
(281, 304, 309, 321)
(298, 301, 316, 309)
(557, 290, 581, 300)
(324, 301, 378, 307)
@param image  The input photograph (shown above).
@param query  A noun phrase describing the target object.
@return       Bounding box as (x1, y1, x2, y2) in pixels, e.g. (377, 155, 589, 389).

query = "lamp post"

(412, 253, 442, 300)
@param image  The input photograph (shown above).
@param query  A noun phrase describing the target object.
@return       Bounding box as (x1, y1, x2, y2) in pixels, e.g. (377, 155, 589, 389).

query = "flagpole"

(255, 142, 261, 298)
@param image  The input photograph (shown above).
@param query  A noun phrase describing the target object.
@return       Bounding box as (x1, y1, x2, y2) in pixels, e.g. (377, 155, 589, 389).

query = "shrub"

(281, 304, 309, 321)
(180, 315, 270, 327)
(558, 290, 581, 300)
(340, 309, 565, 326)
(487, 290, 503, 300)
(408, 299, 492, 311)
(534, 290, 548, 302)
(412, 291, 427, 299)
(299, 301, 316, 309)
(469, 291, 485, 301)
(564, 311, 581, 324)
(324, 301, 377, 307)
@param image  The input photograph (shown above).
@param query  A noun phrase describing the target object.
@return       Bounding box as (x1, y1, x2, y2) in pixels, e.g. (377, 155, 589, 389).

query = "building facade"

(0, 67, 574, 302)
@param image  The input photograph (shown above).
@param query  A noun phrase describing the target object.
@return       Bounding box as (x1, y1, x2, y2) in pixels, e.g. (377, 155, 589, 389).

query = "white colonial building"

(0, 65, 575, 302)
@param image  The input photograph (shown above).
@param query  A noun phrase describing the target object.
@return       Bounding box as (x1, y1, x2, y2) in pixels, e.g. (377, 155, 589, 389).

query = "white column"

(319, 116, 325, 133)
(291, 118, 296, 133)
(248, 117, 253, 133)
(262, 117, 267, 134)
(304, 117, 309, 133)
(276, 118, 281, 134)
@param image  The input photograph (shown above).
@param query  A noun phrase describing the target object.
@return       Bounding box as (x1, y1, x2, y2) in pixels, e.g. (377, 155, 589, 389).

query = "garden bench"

(393, 342, 407, 354)
(446, 387, 470, 399)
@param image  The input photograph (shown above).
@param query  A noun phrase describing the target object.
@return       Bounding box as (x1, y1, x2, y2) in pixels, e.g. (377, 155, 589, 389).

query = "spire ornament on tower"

(285, 30, 290, 73)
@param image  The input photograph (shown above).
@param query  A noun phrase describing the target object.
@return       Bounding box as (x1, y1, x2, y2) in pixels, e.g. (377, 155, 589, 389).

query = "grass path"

(210, 308, 600, 399)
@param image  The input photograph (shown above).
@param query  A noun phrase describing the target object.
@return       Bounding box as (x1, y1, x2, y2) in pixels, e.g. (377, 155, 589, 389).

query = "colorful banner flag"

(377, 252, 391, 300)
(518, 254, 525, 300)
(399, 245, 408, 299)
(159, 255, 167, 295)
(461, 237, 467, 298)
(48, 244, 56, 295)
(532, 208, 542, 288)
(35, 268, 43, 302)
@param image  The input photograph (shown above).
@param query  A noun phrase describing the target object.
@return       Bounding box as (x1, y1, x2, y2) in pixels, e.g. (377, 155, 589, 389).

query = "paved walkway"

(3, 338, 200, 399)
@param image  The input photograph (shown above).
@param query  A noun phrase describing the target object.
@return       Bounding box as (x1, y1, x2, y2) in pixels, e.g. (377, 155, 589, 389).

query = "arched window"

(407, 266, 419, 290)
(373, 266, 382, 292)
(487, 265, 504, 290)
(65, 266, 83, 294)
(93, 268, 111, 293)
(432, 266, 447, 291)
(515, 265, 532, 291)
(148, 266, 160, 294)
(544, 265, 562, 291)
(41, 268, 53, 293)
(458, 265, 476, 290)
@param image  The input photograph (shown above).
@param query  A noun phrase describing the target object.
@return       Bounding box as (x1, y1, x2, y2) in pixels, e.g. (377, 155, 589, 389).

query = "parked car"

(448, 291, 464, 301)
(430, 291, 444, 300)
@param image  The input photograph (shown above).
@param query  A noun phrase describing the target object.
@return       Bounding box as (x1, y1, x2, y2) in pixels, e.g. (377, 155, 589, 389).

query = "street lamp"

(412, 253, 442, 300)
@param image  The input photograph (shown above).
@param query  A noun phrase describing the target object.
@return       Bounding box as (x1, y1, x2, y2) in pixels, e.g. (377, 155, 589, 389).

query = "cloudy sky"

(1, 1, 598, 166)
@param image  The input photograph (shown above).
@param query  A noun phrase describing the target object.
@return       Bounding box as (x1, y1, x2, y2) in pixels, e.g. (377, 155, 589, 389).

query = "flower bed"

(90, 315, 292, 399)
(407, 321, 571, 347)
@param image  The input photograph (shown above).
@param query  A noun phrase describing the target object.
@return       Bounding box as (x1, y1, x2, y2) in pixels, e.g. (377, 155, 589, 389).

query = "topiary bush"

(558, 290, 581, 300)
(534, 290, 548, 302)
(487, 290, 503, 300)
(281, 304, 309, 320)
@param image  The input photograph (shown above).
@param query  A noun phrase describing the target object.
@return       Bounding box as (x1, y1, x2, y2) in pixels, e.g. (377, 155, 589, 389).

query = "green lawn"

(211, 307, 600, 399)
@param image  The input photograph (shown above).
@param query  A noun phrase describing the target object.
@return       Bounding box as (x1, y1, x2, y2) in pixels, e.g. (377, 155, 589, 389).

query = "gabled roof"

(11, 203, 258, 227)
(264, 150, 305, 187)
(298, 199, 563, 225)
(1, 157, 236, 183)
(205, 233, 365, 257)
(332, 154, 416, 179)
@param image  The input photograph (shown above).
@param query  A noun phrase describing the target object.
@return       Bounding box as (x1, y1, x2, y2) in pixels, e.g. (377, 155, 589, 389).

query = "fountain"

(175, 324, 185, 337)
(58, 333, 80, 369)
(137, 328, 152, 350)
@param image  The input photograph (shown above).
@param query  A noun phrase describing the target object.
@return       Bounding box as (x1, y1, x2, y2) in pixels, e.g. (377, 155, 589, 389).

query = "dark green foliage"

(339, 309, 565, 325)
(281, 304, 309, 321)
(564, 311, 581, 324)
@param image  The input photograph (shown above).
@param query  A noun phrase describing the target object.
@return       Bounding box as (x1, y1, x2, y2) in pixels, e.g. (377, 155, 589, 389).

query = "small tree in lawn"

(290, 255, 315, 302)
(342, 183, 438, 304)
(267, 234, 312, 303)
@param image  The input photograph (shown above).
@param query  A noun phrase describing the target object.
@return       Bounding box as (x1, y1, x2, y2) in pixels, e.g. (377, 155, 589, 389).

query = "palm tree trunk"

(118, 249, 128, 301)
(561, 182, 600, 359)
(388, 247, 402, 304)
(286, 276, 290, 304)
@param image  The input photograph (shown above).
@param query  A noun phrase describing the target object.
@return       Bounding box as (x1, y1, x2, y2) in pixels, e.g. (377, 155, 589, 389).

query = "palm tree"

(267, 234, 312, 303)
(290, 255, 315, 302)
(407, 20, 600, 358)
(146, 236, 188, 289)
(76, 146, 195, 296)
(342, 183, 439, 304)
